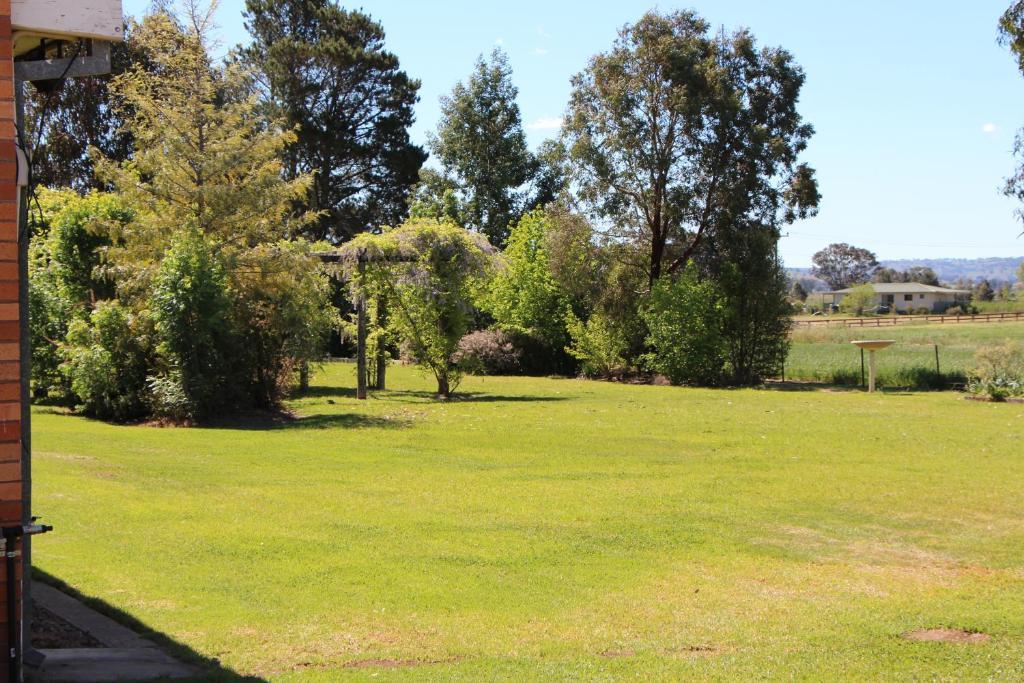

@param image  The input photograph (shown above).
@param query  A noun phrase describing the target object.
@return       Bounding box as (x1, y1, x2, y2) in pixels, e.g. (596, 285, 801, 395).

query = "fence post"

(861, 347, 866, 388)
(934, 344, 941, 387)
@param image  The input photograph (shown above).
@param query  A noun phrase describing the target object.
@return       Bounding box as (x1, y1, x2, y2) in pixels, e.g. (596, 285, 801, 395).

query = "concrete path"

(31, 583, 200, 682)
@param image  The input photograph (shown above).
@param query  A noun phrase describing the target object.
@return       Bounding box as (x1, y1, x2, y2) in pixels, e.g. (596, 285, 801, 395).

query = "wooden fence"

(791, 311, 1024, 329)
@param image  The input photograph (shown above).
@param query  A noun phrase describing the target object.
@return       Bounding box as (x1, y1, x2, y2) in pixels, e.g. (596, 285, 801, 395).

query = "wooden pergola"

(315, 248, 413, 400)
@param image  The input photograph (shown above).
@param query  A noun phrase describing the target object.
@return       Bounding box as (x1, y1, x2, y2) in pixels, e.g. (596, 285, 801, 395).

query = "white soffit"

(12, 0, 123, 48)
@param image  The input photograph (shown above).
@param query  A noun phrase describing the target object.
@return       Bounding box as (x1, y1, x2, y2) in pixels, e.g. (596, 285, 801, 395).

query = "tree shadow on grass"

(761, 381, 862, 393)
(375, 390, 569, 404)
(32, 568, 266, 682)
(290, 385, 359, 400)
(292, 385, 569, 405)
(201, 411, 411, 432)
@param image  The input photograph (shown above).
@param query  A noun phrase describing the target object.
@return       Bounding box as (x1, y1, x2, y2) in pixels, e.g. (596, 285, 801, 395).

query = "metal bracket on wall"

(13, 40, 111, 83)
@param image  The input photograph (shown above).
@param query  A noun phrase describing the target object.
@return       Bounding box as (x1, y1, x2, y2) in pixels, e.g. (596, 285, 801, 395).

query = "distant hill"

(878, 257, 1023, 285)
(788, 257, 1024, 287)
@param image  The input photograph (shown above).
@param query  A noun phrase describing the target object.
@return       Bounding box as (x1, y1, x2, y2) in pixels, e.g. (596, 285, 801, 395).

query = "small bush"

(967, 342, 1024, 400)
(151, 231, 234, 419)
(565, 312, 629, 379)
(61, 302, 153, 420)
(640, 268, 725, 386)
(454, 330, 521, 375)
(840, 284, 876, 316)
(913, 307, 931, 316)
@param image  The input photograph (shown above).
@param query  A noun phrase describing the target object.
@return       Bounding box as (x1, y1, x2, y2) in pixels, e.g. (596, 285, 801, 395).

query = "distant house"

(824, 283, 971, 313)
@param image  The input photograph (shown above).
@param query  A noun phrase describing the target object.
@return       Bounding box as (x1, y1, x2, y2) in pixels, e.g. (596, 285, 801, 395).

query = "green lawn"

(786, 320, 1024, 387)
(32, 363, 1024, 680)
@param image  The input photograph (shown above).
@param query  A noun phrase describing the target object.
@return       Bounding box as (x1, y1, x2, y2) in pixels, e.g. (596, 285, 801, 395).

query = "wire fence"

(781, 342, 969, 389)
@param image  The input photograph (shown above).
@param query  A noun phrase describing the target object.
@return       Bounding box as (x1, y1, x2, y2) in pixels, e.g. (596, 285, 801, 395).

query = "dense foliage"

(481, 210, 573, 372)
(811, 243, 879, 290)
(30, 8, 337, 420)
(419, 49, 557, 247)
(337, 220, 496, 397)
(640, 266, 725, 385)
(563, 10, 819, 288)
(27, 3, 826, 416)
(241, 0, 426, 242)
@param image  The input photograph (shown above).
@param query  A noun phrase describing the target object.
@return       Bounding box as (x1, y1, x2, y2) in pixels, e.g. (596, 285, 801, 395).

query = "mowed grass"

(787, 320, 1024, 387)
(31, 363, 1024, 680)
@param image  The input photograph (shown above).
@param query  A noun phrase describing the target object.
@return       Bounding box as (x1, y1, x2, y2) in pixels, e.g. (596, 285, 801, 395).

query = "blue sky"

(124, 0, 1024, 267)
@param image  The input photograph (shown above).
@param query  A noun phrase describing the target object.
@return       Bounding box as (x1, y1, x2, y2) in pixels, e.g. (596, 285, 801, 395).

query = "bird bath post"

(850, 340, 895, 393)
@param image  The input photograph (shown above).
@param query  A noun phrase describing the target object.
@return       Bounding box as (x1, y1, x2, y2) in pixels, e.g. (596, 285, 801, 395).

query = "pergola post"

(373, 294, 386, 391)
(355, 258, 367, 400)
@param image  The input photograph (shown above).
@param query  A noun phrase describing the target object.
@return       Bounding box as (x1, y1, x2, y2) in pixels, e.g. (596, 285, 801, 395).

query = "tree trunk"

(374, 295, 387, 391)
(298, 360, 309, 394)
(436, 371, 450, 399)
(356, 262, 367, 400)
(649, 226, 665, 288)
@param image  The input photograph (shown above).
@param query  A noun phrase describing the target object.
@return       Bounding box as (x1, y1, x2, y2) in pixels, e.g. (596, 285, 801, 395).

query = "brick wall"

(0, 0, 21, 679)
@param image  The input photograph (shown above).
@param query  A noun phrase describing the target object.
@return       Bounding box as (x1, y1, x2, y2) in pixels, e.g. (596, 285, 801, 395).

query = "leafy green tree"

(565, 312, 629, 379)
(28, 190, 134, 399)
(429, 48, 537, 247)
(29, 240, 74, 400)
(641, 265, 725, 385)
(974, 279, 995, 302)
(91, 5, 335, 417)
(714, 234, 792, 384)
(230, 240, 338, 407)
(542, 203, 604, 316)
(873, 266, 939, 286)
(241, 0, 426, 241)
(871, 267, 902, 284)
(840, 283, 877, 316)
(811, 243, 879, 290)
(98, 8, 314, 274)
(61, 301, 154, 420)
(1000, 2, 1024, 229)
(563, 10, 819, 287)
(906, 266, 940, 286)
(789, 281, 808, 302)
(408, 168, 463, 225)
(150, 230, 234, 419)
(482, 209, 569, 360)
(339, 220, 495, 398)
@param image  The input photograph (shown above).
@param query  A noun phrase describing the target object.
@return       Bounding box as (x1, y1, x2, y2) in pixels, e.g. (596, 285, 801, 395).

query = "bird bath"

(850, 340, 895, 393)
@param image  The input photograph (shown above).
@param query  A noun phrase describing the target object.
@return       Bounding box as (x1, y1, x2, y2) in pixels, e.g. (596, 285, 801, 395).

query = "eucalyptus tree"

(563, 10, 819, 288)
(811, 243, 879, 290)
(1000, 2, 1024, 230)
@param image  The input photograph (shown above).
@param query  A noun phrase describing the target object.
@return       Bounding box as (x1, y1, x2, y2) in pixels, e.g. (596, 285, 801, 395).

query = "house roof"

(828, 283, 971, 295)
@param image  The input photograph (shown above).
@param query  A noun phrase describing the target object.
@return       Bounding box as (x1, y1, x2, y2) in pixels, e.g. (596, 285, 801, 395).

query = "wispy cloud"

(533, 47, 549, 56)
(494, 37, 505, 46)
(537, 25, 551, 39)
(982, 122, 998, 134)
(528, 116, 563, 131)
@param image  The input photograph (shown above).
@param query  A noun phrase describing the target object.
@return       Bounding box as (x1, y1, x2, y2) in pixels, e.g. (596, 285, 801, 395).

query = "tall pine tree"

(240, 0, 426, 242)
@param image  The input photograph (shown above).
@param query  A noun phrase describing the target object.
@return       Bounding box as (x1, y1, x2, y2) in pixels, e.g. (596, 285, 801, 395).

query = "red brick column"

(0, 1, 22, 680)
